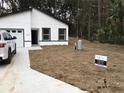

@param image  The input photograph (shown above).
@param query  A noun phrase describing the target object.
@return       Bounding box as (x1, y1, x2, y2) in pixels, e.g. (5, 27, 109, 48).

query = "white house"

(0, 8, 69, 47)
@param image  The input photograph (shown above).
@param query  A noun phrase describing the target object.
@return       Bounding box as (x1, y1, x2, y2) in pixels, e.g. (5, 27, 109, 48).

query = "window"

(58, 28, 66, 41)
(12, 30, 16, 33)
(3, 33, 11, 40)
(18, 30, 22, 33)
(42, 28, 51, 41)
(8, 33, 12, 39)
(2, 33, 8, 40)
(6, 30, 10, 33)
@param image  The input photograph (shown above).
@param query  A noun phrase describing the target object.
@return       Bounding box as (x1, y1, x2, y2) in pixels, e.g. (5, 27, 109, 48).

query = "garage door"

(7, 29, 24, 48)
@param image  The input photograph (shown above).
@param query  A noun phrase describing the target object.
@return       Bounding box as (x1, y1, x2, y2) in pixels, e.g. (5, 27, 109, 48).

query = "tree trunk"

(88, 5, 91, 41)
(0, 3, 1, 15)
(98, 0, 101, 28)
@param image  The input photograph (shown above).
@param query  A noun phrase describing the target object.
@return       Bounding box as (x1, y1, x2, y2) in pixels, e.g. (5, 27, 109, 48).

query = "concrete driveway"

(0, 48, 88, 93)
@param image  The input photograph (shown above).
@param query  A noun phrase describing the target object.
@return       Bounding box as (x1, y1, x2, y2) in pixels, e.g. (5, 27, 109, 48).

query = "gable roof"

(0, 8, 68, 25)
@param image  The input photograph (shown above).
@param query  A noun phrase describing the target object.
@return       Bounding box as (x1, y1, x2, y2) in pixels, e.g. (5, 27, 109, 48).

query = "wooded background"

(0, 0, 124, 45)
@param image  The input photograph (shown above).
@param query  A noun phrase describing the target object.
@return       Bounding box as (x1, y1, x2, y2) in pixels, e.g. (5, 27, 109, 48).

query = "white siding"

(0, 11, 32, 47)
(31, 9, 68, 45)
(0, 8, 69, 47)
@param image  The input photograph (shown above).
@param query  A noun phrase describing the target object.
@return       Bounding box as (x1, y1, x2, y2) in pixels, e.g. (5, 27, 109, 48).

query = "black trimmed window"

(6, 30, 10, 33)
(59, 28, 66, 41)
(12, 30, 16, 33)
(18, 30, 22, 33)
(42, 28, 51, 41)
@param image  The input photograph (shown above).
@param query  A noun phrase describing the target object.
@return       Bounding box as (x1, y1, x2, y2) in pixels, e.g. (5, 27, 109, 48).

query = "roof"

(0, 8, 69, 25)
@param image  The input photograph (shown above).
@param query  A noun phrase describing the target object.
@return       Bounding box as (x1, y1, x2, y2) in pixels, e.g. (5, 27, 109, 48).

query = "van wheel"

(6, 50, 12, 64)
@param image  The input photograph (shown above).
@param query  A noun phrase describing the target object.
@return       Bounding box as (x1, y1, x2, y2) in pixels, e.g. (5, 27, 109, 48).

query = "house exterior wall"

(0, 11, 32, 47)
(31, 9, 68, 46)
(0, 8, 69, 47)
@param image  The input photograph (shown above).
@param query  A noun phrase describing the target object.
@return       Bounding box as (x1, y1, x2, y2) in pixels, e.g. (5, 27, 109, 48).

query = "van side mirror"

(12, 36, 17, 39)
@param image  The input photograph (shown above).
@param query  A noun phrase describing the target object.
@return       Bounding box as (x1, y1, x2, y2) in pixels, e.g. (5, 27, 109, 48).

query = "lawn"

(29, 37, 124, 93)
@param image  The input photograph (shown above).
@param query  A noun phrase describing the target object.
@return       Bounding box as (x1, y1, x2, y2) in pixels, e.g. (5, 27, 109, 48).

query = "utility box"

(76, 39, 83, 50)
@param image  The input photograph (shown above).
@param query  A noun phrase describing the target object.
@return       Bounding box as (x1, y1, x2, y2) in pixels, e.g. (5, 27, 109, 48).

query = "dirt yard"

(29, 37, 124, 93)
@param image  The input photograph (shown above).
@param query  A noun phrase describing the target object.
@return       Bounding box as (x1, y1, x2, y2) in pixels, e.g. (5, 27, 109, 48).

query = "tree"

(1, 0, 124, 45)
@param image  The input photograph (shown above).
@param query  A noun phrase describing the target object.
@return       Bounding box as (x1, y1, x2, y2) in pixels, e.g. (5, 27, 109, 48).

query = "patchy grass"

(29, 37, 124, 93)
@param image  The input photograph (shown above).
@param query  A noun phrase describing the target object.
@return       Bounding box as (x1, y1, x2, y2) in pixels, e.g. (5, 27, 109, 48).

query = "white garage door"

(7, 29, 24, 48)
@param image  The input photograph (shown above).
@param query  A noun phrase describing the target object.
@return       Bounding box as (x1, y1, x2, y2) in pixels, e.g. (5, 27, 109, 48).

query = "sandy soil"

(29, 37, 124, 93)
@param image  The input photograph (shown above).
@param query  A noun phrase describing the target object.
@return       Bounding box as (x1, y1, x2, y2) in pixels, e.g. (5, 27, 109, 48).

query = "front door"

(31, 30, 38, 45)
